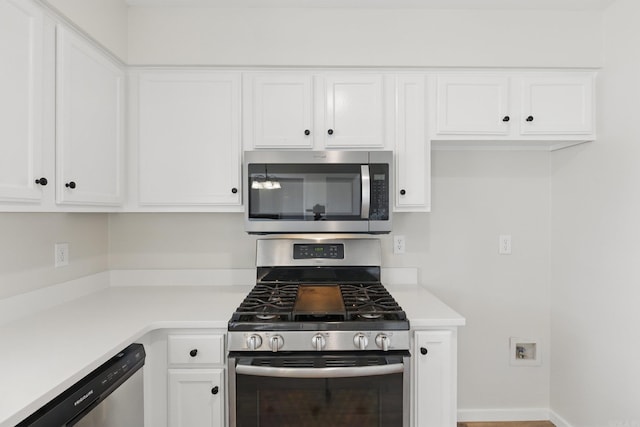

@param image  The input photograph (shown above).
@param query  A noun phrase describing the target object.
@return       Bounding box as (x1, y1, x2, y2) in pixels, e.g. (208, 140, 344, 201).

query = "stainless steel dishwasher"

(16, 343, 145, 427)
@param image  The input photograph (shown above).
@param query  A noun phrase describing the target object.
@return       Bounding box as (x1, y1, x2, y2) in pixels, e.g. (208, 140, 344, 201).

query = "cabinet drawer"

(168, 334, 224, 365)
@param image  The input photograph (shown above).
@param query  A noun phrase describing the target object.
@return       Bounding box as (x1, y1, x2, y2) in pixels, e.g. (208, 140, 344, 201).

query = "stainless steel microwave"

(244, 150, 392, 234)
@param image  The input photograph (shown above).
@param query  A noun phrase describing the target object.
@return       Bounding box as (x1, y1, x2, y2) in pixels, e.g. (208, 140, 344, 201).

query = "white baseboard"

(458, 408, 551, 422)
(549, 410, 574, 427)
(0, 271, 110, 325)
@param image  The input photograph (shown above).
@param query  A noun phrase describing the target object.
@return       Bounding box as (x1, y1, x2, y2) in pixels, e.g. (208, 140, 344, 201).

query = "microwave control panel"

(369, 164, 389, 220)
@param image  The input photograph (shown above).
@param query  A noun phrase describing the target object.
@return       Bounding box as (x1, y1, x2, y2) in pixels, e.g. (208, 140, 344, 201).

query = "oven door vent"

(281, 359, 315, 368)
(249, 356, 392, 369)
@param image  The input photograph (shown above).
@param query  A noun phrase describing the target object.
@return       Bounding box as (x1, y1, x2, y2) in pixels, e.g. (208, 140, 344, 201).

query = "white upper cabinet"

(0, 0, 46, 204)
(432, 71, 596, 150)
(245, 73, 314, 149)
(395, 74, 430, 211)
(134, 71, 241, 209)
(323, 74, 386, 149)
(244, 72, 389, 150)
(435, 74, 510, 136)
(519, 74, 594, 135)
(56, 26, 125, 206)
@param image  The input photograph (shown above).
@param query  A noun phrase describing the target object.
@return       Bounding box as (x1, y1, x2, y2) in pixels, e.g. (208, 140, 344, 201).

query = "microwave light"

(251, 178, 281, 190)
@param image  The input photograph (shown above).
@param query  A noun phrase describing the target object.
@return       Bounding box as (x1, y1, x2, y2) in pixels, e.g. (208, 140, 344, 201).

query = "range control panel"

(293, 243, 345, 259)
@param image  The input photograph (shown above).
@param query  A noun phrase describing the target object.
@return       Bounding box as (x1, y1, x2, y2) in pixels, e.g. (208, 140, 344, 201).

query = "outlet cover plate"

(510, 337, 541, 366)
(55, 243, 69, 268)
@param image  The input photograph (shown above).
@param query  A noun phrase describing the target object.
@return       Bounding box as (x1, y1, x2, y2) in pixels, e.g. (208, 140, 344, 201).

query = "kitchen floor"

(457, 422, 555, 427)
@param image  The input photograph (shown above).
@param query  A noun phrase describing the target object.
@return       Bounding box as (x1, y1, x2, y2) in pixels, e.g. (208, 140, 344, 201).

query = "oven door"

(228, 351, 410, 427)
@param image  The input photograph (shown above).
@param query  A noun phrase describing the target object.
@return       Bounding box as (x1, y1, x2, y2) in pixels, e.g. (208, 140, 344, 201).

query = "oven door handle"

(235, 362, 403, 379)
(361, 164, 371, 219)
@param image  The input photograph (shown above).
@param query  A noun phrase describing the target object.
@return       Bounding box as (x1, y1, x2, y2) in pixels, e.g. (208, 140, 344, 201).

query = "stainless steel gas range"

(228, 238, 410, 427)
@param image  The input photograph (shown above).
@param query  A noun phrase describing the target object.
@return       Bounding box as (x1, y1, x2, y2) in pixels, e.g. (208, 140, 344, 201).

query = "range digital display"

(293, 244, 345, 259)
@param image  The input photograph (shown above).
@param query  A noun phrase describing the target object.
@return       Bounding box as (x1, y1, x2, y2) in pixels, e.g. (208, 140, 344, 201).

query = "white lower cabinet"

(413, 329, 457, 427)
(168, 368, 224, 427)
(165, 333, 226, 427)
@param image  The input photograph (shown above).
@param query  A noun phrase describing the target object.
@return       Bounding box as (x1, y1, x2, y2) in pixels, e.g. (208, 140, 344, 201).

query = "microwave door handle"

(361, 165, 371, 219)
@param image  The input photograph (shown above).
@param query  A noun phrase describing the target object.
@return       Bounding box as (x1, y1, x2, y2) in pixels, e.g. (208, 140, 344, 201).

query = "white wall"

(108, 213, 255, 269)
(550, 0, 640, 425)
(43, 0, 128, 61)
(402, 151, 552, 413)
(0, 214, 109, 299)
(127, 6, 602, 67)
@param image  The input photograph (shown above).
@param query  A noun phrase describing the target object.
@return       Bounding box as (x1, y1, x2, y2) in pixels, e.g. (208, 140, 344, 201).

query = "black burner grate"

(230, 282, 407, 326)
(340, 283, 407, 322)
(232, 283, 297, 322)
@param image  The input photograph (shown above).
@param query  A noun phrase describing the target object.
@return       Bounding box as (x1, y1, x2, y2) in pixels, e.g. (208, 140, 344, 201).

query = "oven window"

(235, 373, 403, 427)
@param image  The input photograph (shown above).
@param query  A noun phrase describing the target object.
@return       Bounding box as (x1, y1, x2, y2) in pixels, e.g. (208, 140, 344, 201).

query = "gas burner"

(359, 313, 382, 319)
(357, 296, 370, 302)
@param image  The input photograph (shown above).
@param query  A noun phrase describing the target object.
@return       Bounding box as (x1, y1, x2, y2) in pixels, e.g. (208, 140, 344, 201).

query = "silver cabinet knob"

(375, 334, 390, 351)
(246, 334, 263, 350)
(353, 333, 368, 350)
(311, 334, 326, 351)
(269, 335, 284, 352)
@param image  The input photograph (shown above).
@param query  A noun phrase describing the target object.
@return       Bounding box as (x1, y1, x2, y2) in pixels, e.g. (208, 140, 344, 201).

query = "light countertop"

(0, 283, 464, 426)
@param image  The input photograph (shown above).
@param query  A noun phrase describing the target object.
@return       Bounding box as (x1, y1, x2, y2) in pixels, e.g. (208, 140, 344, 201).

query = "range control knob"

(353, 333, 369, 350)
(269, 335, 284, 352)
(311, 334, 326, 351)
(246, 334, 263, 350)
(375, 334, 390, 351)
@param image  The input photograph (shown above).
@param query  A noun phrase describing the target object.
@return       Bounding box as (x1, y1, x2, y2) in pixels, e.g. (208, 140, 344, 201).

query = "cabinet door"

(168, 368, 224, 427)
(436, 74, 510, 135)
(0, 0, 45, 203)
(323, 74, 385, 148)
(519, 73, 594, 135)
(56, 27, 124, 206)
(414, 330, 456, 427)
(247, 74, 314, 149)
(395, 75, 430, 211)
(138, 72, 241, 206)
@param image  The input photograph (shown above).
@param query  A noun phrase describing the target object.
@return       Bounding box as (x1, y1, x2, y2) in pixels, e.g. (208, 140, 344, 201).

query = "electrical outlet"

(499, 235, 512, 255)
(55, 243, 69, 268)
(393, 235, 406, 254)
